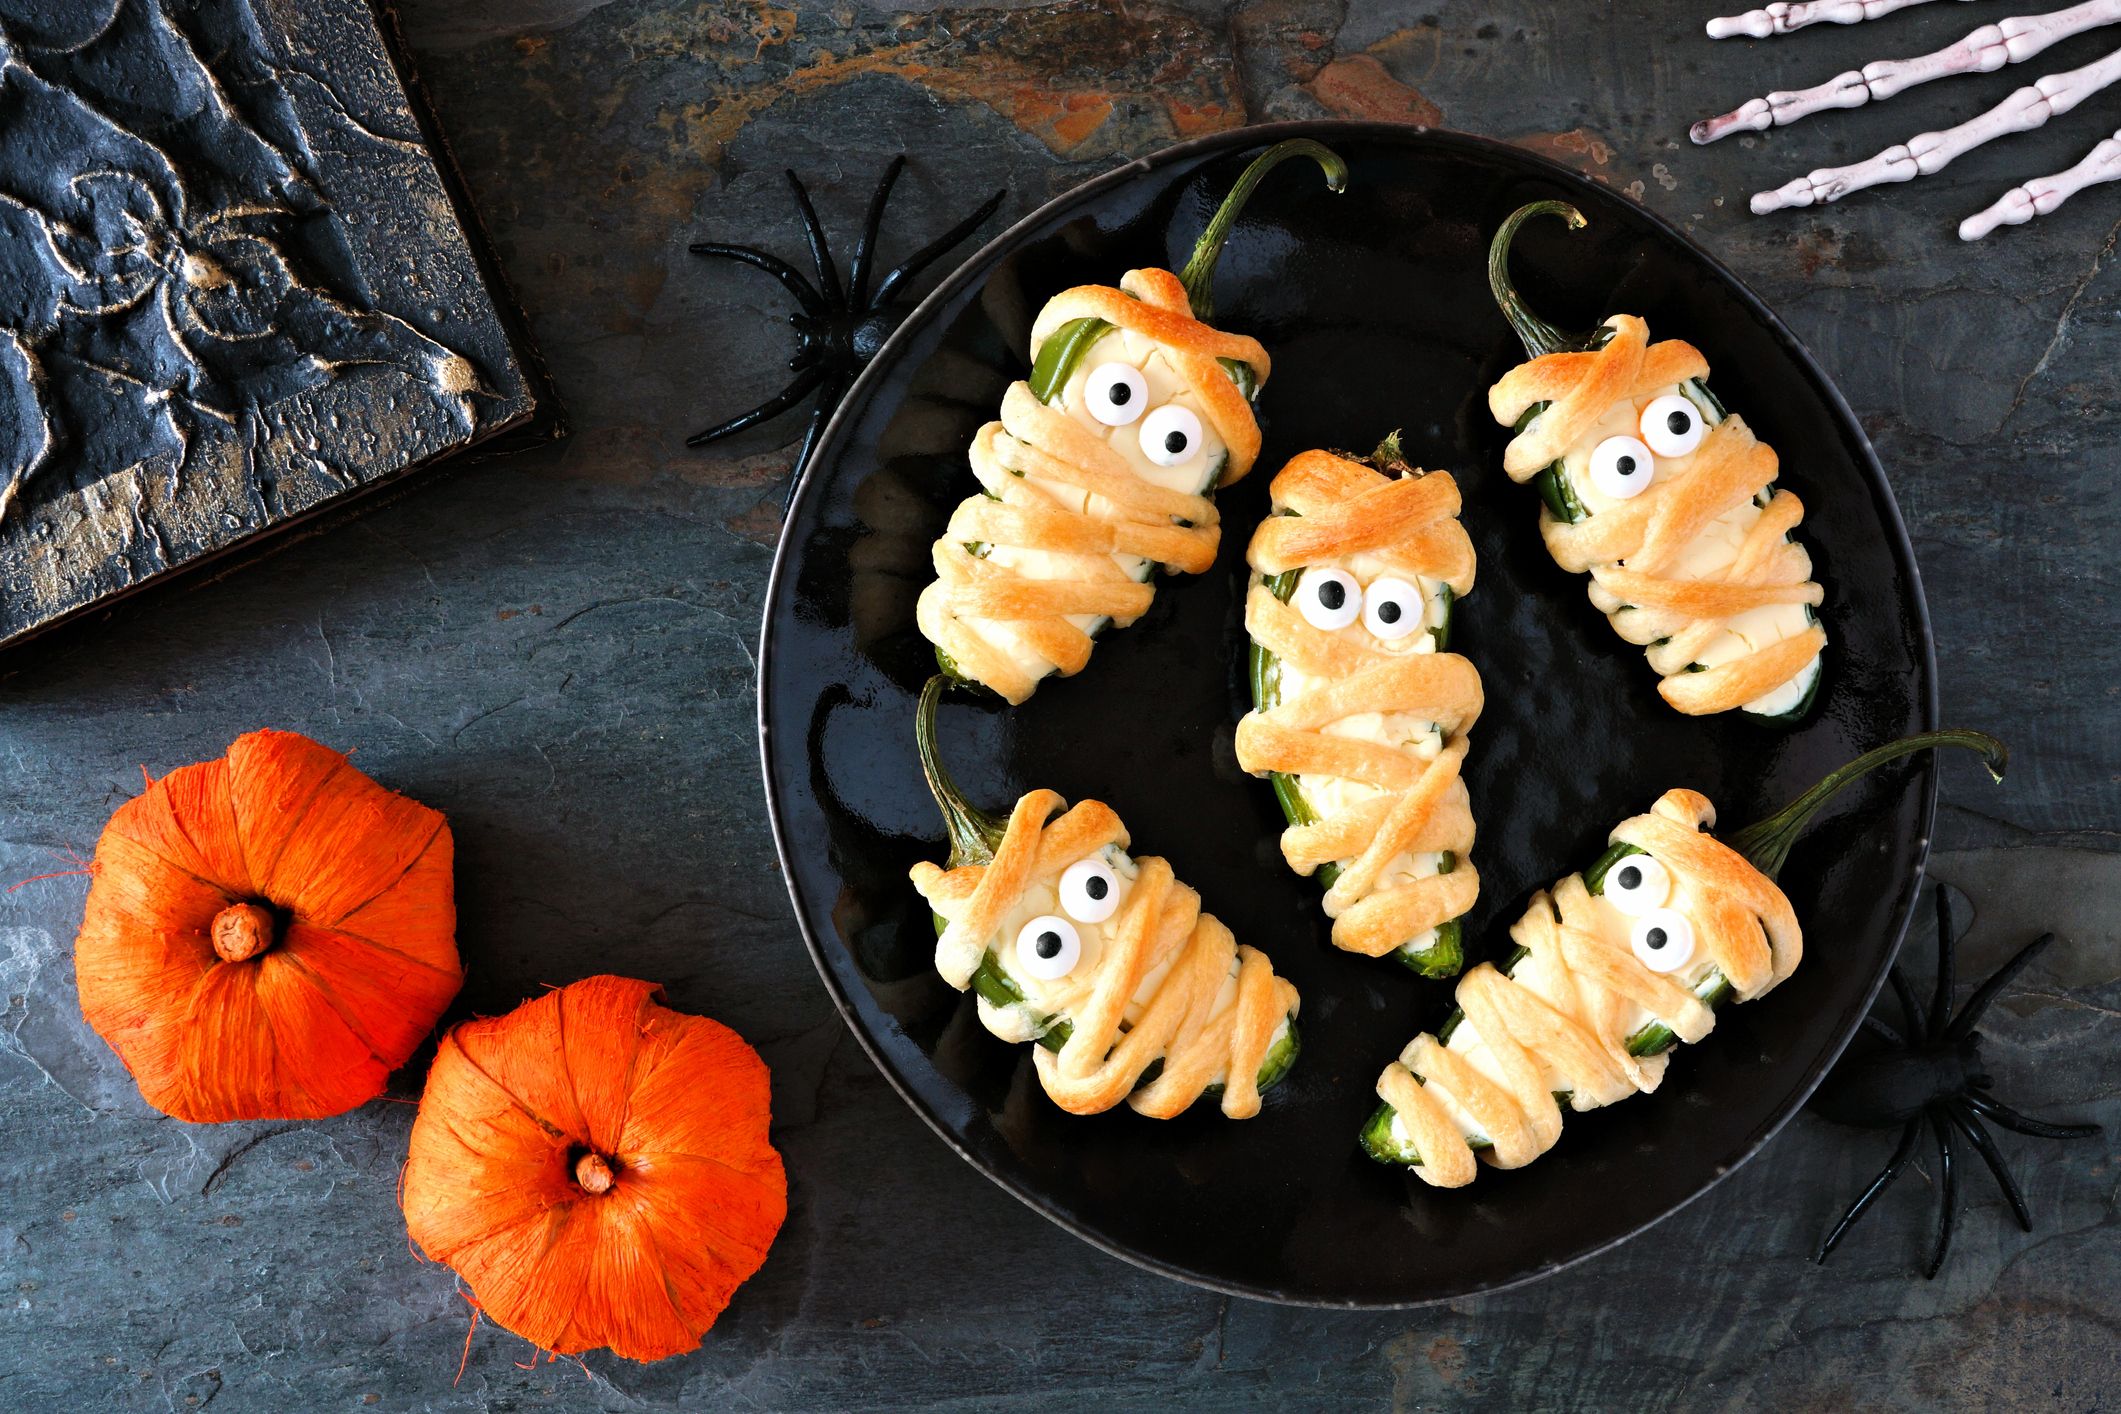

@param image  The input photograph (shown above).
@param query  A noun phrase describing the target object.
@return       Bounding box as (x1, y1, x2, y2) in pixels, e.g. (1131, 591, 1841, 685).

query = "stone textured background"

(1, 1, 2114, 1409)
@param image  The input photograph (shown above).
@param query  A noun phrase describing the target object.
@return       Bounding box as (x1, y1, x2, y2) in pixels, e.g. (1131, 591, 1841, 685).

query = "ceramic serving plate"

(757, 121, 1937, 1306)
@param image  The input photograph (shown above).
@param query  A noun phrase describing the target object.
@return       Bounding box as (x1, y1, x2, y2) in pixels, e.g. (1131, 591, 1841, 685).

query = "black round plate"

(758, 121, 1937, 1306)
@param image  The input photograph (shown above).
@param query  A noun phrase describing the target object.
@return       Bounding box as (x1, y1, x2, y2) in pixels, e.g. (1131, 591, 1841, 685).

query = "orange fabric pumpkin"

(401, 976, 786, 1363)
(75, 729, 460, 1123)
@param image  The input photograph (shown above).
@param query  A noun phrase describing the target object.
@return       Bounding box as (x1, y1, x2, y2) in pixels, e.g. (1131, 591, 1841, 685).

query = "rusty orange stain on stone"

(1302, 54, 1443, 127)
(687, 6, 1241, 163)
(1510, 127, 1615, 180)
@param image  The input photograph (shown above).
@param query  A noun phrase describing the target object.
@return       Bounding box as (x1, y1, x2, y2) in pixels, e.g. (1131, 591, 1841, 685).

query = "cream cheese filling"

(1390, 884, 1718, 1150)
(969, 328, 1231, 681)
(1559, 382, 1817, 714)
(1269, 552, 1452, 950)
(973, 842, 1267, 1086)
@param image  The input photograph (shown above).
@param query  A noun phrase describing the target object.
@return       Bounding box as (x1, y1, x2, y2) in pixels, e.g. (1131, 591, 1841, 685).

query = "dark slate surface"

(0, 0, 546, 648)
(0, 2, 2114, 1409)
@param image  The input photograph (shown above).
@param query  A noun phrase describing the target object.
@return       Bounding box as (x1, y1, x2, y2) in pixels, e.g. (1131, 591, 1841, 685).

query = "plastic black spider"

(688, 158, 1005, 499)
(1811, 886, 2100, 1277)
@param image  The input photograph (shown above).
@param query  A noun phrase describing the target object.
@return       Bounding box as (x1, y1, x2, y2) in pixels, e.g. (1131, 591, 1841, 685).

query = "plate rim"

(755, 118, 1942, 1308)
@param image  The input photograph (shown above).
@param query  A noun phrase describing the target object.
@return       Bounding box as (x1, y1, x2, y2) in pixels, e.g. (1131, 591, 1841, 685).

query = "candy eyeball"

(1140, 404, 1203, 467)
(1604, 853, 1672, 917)
(1629, 908, 1696, 974)
(1059, 857, 1120, 923)
(1015, 915, 1082, 981)
(1084, 362, 1148, 427)
(1362, 577, 1424, 641)
(1639, 393, 1706, 458)
(1587, 434, 1656, 500)
(1295, 567, 1361, 631)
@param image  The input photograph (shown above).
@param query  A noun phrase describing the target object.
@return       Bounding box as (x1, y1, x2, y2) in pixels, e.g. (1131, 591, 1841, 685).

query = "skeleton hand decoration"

(1698, 0, 2121, 236)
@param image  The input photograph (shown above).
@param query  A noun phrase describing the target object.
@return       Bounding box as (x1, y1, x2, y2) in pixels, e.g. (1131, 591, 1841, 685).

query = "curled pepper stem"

(1731, 729, 2008, 882)
(1178, 138, 1347, 323)
(916, 675, 1008, 870)
(1487, 200, 1596, 358)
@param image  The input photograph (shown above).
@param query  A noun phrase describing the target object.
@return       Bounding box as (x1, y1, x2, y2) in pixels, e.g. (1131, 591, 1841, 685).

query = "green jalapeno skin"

(1361, 731, 2008, 1172)
(932, 140, 1344, 688)
(915, 676, 1301, 1097)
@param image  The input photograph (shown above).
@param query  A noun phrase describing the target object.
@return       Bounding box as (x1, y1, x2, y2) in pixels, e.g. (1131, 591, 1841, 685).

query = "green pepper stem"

(1729, 729, 2007, 882)
(1177, 139, 1347, 323)
(915, 675, 1008, 870)
(1487, 200, 1595, 358)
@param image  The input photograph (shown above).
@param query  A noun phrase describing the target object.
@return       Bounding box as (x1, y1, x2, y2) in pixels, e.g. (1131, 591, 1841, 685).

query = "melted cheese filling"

(1559, 383, 1818, 715)
(969, 329, 1231, 681)
(1269, 553, 1452, 953)
(1389, 881, 1719, 1150)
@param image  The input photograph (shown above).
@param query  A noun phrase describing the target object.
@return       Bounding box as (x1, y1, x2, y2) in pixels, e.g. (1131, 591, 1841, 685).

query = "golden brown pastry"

(1235, 443, 1482, 976)
(909, 678, 1300, 1118)
(917, 139, 1346, 705)
(1361, 729, 2006, 1187)
(1487, 202, 1827, 719)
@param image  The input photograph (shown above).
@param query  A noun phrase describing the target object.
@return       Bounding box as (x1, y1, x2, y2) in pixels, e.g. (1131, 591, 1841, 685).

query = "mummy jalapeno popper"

(908, 678, 1302, 1118)
(1359, 729, 2005, 1188)
(1236, 441, 1482, 978)
(1486, 201, 1828, 720)
(918, 140, 1347, 706)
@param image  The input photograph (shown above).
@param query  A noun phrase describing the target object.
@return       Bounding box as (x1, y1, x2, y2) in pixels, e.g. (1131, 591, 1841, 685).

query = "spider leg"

(1945, 1101, 2033, 1232)
(1860, 1012, 1907, 1047)
(848, 155, 907, 310)
(1948, 931, 2062, 1041)
(781, 369, 848, 506)
(1962, 1090, 2102, 1140)
(1930, 885, 1955, 1037)
(782, 169, 846, 310)
(685, 364, 826, 447)
(1887, 967, 1926, 1041)
(870, 186, 1008, 309)
(1816, 1114, 1922, 1262)
(1924, 1107, 1958, 1279)
(689, 242, 828, 318)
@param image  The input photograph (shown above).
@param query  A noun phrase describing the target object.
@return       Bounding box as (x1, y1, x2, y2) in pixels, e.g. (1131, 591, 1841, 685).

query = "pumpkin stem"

(574, 1151, 616, 1194)
(211, 902, 278, 962)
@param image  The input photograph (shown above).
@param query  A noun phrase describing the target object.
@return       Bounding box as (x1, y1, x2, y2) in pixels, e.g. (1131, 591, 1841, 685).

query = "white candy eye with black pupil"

(1630, 908, 1696, 974)
(1059, 857, 1119, 923)
(1084, 361, 1148, 427)
(1604, 853, 1672, 917)
(1015, 915, 1082, 981)
(1639, 394, 1706, 458)
(1588, 434, 1657, 500)
(1295, 567, 1361, 631)
(1362, 577, 1423, 641)
(1139, 405, 1202, 467)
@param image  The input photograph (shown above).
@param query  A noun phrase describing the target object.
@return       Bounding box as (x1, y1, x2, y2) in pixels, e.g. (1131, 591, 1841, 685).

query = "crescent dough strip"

(911, 789, 1299, 1119)
(1371, 787, 1800, 1187)
(1235, 450, 1483, 961)
(918, 268, 1270, 705)
(1487, 315, 1828, 717)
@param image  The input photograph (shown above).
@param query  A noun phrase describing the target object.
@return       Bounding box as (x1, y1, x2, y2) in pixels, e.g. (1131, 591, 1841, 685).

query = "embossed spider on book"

(0, 0, 558, 651)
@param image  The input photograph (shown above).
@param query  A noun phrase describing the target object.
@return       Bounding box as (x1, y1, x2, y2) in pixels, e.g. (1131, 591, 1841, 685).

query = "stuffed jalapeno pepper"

(918, 139, 1346, 706)
(1236, 440, 1483, 978)
(1486, 201, 1827, 720)
(909, 678, 1301, 1118)
(1361, 729, 2004, 1188)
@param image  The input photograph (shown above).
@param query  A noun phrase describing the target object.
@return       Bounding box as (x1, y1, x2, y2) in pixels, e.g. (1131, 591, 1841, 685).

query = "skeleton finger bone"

(1694, 0, 2121, 144)
(1750, 45, 2121, 213)
(1960, 127, 2121, 237)
(1706, 0, 1963, 40)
